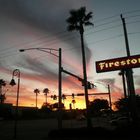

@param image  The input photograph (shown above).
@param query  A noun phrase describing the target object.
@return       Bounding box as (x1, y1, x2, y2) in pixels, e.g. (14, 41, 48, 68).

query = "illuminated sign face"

(96, 55, 140, 73)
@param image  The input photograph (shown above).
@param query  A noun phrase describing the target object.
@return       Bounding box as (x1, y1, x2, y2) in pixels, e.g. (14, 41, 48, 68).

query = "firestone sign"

(96, 54, 140, 73)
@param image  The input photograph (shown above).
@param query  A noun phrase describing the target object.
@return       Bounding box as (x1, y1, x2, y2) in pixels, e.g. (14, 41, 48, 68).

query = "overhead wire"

(0, 9, 140, 61)
(0, 11, 138, 54)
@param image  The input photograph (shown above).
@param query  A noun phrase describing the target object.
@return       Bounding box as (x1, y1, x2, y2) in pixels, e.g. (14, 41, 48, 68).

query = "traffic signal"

(53, 95, 57, 100)
(72, 93, 75, 99)
(87, 82, 95, 89)
(62, 94, 66, 100)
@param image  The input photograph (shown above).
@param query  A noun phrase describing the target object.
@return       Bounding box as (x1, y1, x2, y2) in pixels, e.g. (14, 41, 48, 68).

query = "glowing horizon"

(0, 0, 140, 110)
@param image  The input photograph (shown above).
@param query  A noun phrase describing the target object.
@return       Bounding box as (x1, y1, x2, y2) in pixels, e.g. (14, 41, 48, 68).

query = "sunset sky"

(0, 0, 140, 109)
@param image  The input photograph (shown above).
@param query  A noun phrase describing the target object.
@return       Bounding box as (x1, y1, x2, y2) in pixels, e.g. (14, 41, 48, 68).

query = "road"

(1, 117, 137, 140)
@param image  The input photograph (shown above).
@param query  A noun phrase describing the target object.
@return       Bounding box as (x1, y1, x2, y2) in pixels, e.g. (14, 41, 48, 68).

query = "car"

(76, 115, 86, 121)
(110, 116, 130, 126)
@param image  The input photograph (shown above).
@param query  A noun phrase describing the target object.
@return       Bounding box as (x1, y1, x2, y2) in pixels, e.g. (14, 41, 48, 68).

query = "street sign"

(96, 54, 140, 73)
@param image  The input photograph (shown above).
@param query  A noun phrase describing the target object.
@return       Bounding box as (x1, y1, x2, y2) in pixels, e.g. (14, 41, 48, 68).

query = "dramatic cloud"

(1, 0, 140, 108)
(0, 0, 93, 83)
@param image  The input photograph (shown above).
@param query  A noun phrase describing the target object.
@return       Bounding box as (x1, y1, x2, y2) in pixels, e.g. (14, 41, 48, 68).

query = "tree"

(66, 6, 93, 128)
(51, 102, 65, 110)
(41, 102, 52, 113)
(0, 94, 6, 104)
(89, 99, 109, 114)
(43, 88, 49, 103)
(114, 95, 140, 113)
(0, 79, 6, 104)
(33, 89, 40, 109)
(114, 97, 129, 112)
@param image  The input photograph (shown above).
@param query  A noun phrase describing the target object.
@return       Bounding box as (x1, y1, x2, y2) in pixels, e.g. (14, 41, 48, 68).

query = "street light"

(9, 69, 20, 139)
(19, 47, 62, 129)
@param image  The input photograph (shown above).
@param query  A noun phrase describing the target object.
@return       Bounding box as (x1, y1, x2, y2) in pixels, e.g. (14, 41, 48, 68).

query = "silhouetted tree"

(41, 102, 52, 113)
(66, 7, 93, 127)
(89, 99, 109, 114)
(33, 89, 40, 109)
(0, 79, 6, 104)
(51, 102, 65, 110)
(115, 95, 140, 113)
(114, 97, 129, 112)
(0, 94, 6, 104)
(43, 88, 49, 103)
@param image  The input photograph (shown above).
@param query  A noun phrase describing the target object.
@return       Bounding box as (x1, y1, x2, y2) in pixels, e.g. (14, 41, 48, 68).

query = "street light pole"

(10, 69, 20, 139)
(19, 47, 62, 129)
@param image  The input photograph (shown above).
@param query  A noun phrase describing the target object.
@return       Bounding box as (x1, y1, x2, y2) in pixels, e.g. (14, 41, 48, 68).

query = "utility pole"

(120, 14, 137, 121)
(58, 48, 62, 129)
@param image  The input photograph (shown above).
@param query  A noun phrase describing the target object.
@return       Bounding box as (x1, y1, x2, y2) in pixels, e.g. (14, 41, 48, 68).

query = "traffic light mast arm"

(61, 67, 82, 81)
(62, 67, 95, 89)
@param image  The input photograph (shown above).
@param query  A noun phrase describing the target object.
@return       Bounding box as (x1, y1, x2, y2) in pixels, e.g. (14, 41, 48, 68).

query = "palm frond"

(66, 16, 77, 24)
(84, 12, 93, 21)
(34, 89, 40, 94)
(84, 21, 94, 26)
(77, 7, 86, 21)
(67, 6, 93, 31)
(70, 10, 77, 17)
(67, 25, 76, 31)
(0, 79, 6, 86)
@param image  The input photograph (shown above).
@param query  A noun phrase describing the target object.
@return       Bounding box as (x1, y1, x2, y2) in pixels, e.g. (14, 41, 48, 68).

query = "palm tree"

(66, 7, 93, 127)
(0, 79, 6, 104)
(33, 88, 40, 109)
(43, 88, 49, 103)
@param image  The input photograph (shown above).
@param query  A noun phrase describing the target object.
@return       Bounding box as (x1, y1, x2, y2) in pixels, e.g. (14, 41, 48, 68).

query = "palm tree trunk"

(36, 93, 37, 109)
(80, 26, 92, 128)
(46, 95, 47, 103)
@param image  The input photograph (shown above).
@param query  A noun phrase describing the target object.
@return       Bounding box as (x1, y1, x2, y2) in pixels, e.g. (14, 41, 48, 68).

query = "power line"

(0, 29, 140, 61)
(0, 14, 139, 55)
(0, 10, 139, 54)
(0, 11, 140, 60)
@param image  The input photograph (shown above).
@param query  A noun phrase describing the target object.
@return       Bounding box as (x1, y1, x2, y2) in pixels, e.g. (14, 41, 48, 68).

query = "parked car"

(110, 116, 130, 126)
(76, 114, 86, 121)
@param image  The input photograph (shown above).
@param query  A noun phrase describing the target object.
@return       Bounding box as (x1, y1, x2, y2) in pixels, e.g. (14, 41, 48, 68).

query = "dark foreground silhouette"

(48, 124, 140, 140)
